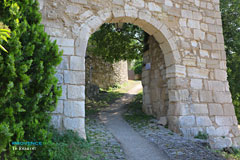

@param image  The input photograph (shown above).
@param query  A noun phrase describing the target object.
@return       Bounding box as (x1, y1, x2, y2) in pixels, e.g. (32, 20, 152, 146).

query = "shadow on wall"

(85, 53, 129, 89)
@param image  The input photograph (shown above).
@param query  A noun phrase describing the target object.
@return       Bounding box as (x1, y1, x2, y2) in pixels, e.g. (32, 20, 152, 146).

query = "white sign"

(145, 63, 151, 70)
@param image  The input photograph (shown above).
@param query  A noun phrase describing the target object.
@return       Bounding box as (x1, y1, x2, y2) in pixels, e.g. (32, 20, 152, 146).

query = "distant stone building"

(85, 53, 128, 89)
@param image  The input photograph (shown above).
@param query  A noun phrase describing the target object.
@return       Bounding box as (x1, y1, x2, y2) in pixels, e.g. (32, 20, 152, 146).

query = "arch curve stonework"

(40, 0, 240, 148)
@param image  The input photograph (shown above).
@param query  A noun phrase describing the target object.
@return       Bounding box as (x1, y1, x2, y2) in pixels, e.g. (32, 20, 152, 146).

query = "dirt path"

(99, 84, 169, 160)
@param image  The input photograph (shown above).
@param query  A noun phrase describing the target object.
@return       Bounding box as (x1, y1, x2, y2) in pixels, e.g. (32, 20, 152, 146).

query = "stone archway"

(40, 0, 240, 148)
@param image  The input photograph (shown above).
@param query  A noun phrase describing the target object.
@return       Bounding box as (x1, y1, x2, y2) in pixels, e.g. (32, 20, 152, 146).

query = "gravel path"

(125, 118, 226, 160)
(99, 84, 169, 160)
(86, 117, 126, 160)
(86, 83, 226, 160)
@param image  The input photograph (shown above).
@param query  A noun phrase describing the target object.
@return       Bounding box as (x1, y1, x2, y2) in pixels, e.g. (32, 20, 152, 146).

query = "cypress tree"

(0, 0, 62, 159)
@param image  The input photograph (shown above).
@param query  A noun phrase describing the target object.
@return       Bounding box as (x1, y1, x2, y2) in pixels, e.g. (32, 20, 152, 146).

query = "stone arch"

(75, 9, 187, 136)
(43, 0, 240, 149)
(76, 10, 180, 69)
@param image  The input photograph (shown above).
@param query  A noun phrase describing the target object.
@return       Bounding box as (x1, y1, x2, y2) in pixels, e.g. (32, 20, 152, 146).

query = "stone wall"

(142, 36, 168, 121)
(39, 0, 240, 148)
(85, 53, 128, 89)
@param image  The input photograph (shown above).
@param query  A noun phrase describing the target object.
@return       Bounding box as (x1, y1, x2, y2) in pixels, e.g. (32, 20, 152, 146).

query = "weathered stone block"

(50, 37, 74, 47)
(209, 137, 232, 149)
(57, 56, 69, 70)
(167, 103, 189, 116)
(213, 91, 232, 103)
(214, 69, 227, 81)
(68, 85, 85, 100)
(165, 0, 173, 7)
(208, 81, 225, 91)
(200, 50, 209, 58)
(190, 79, 202, 89)
(188, 19, 200, 29)
(179, 116, 195, 127)
(70, 56, 85, 71)
(181, 9, 192, 19)
(191, 104, 208, 114)
(233, 137, 240, 148)
(148, 2, 162, 12)
(215, 116, 233, 126)
(187, 67, 209, 79)
(223, 104, 235, 116)
(131, 0, 144, 8)
(64, 101, 85, 117)
(207, 34, 217, 43)
(63, 117, 86, 138)
(59, 46, 74, 56)
(206, 126, 230, 136)
(196, 116, 212, 126)
(113, 0, 124, 6)
(166, 65, 186, 78)
(64, 70, 85, 85)
(75, 26, 90, 57)
(168, 89, 189, 102)
(38, 0, 44, 10)
(194, 29, 205, 40)
(199, 90, 213, 102)
(70, 0, 87, 4)
(209, 104, 223, 116)
(158, 117, 167, 126)
(138, 9, 151, 21)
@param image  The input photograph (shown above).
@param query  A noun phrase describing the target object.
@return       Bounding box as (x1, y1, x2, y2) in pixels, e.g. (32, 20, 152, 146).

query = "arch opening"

(78, 12, 182, 136)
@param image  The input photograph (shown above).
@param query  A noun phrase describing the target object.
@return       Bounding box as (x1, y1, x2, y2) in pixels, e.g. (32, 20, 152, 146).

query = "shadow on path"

(99, 84, 169, 160)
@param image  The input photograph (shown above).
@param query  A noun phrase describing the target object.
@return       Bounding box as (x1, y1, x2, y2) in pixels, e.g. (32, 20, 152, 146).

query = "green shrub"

(0, 0, 62, 159)
(194, 132, 209, 140)
(0, 22, 11, 52)
(132, 59, 143, 75)
(50, 129, 92, 160)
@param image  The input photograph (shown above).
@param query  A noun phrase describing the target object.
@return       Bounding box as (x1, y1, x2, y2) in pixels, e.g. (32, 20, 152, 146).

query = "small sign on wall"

(145, 63, 151, 70)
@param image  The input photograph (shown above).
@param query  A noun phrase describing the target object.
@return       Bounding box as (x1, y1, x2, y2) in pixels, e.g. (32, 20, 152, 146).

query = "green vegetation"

(217, 147, 240, 160)
(220, 0, 240, 121)
(88, 23, 148, 63)
(107, 80, 142, 93)
(86, 90, 124, 116)
(194, 132, 209, 140)
(123, 93, 153, 128)
(86, 80, 142, 116)
(132, 59, 143, 75)
(0, 22, 11, 52)
(50, 129, 104, 160)
(0, 1, 62, 159)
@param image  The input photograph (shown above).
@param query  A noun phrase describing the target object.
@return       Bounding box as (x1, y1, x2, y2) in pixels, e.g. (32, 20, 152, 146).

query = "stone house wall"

(85, 53, 128, 89)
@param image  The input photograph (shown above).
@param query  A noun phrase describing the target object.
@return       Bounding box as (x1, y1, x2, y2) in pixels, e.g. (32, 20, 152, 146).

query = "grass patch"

(123, 92, 153, 128)
(86, 80, 142, 117)
(216, 148, 240, 160)
(49, 129, 106, 160)
(194, 131, 209, 140)
(86, 90, 124, 116)
(107, 80, 142, 93)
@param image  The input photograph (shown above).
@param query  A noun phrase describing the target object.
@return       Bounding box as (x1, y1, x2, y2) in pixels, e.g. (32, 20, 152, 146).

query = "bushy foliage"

(88, 23, 148, 63)
(50, 129, 92, 160)
(132, 59, 143, 75)
(0, 0, 62, 159)
(220, 0, 240, 120)
(0, 22, 11, 52)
